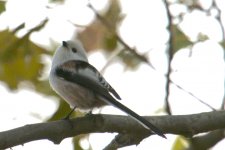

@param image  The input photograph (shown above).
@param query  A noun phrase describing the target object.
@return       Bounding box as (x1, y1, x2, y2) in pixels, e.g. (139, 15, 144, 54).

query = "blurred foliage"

(172, 136, 188, 150)
(119, 49, 145, 70)
(49, 0, 65, 3)
(78, 0, 148, 69)
(0, 20, 49, 89)
(172, 25, 192, 54)
(48, 99, 71, 121)
(48, 93, 84, 121)
(0, 1, 5, 14)
(220, 41, 225, 50)
(72, 136, 88, 150)
(179, 0, 205, 11)
(78, 0, 123, 52)
(34, 79, 54, 96)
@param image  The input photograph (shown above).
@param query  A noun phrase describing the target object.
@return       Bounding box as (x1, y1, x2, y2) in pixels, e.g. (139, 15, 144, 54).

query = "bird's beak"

(62, 41, 68, 48)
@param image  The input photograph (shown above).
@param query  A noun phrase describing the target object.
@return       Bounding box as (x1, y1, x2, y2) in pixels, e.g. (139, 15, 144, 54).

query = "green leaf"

(197, 32, 209, 42)
(0, 1, 5, 14)
(119, 49, 145, 69)
(48, 97, 85, 121)
(48, 100, 71, 121)
(103, 0, 123, 30)
(103, 34, 117, 50)
(219, 41, 225, 50)
(0, 20, 49, 89)
(72, 136, 85, 150)
(172, 25, 192, 54)
(172, 136, 188, 150)
(34, 80, 55, 96)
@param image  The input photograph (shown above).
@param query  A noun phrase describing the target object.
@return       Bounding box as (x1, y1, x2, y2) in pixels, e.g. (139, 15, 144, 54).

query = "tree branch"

(1, 111, 225, 149)
(189, 130, 225, 150)
(103, 133, 149, 150)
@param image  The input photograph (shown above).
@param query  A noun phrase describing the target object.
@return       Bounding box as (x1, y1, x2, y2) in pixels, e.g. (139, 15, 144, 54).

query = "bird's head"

(51, 40, 88, 68)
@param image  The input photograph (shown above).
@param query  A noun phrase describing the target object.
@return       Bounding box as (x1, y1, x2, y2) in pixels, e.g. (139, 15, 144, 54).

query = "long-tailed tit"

(49, 40, 166, 138)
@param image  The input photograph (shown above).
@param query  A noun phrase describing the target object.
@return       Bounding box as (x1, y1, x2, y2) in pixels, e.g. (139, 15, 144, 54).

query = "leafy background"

(0, 0, 224, 149)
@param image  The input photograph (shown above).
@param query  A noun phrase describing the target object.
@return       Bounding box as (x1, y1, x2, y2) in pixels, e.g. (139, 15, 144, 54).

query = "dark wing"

(55, 60, 121, 100)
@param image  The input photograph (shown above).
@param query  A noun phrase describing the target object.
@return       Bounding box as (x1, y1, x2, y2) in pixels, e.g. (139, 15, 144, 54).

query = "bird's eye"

(71, 48, 77, 53)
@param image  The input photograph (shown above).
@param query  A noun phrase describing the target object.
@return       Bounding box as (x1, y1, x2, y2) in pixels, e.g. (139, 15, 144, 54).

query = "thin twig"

(87, 3, 155, 69)
(89, 1, 216, 111)
(211, 0, 225, 41)
(163, 0, 173, 115)
(162, 0, 217, 113)
(210, 0, 225, 110)
(170, 79, 216, 111)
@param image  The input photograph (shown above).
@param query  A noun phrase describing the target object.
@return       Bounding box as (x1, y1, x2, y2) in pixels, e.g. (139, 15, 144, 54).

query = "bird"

(49, 40, 166, 138)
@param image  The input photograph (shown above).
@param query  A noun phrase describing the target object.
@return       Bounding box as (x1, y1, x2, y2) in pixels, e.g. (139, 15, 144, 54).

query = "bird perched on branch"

(49, 40, 166, 138)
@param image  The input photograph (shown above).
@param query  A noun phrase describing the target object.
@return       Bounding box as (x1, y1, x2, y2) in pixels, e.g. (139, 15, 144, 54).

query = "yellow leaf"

(172, 136, 188, 150)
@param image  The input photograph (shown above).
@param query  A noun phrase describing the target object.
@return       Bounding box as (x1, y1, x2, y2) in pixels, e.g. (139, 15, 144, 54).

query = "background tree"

(0, 0, 224, 149)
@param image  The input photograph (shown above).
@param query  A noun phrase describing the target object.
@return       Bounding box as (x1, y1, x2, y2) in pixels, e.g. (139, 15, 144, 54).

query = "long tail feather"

(100, 96, 166, 139)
